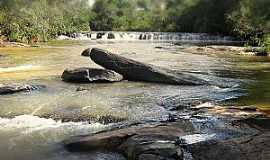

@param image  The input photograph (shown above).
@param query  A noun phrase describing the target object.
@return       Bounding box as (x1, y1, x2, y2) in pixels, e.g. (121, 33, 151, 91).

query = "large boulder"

(61, 68, 123, 83)
(0, 84, 45, 95)
(65, 123, 185, 160)
(89, 48, 207, 85)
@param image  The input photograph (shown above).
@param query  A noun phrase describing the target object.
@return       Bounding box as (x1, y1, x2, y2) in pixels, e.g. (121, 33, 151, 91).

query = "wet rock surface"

(64, 102, 270, 160)
(180, 45, 269, 56)
(183, 104, 270, 160)
(89, 48, 207, 85)
(65, 121, 192, 160)
(61, 68, 123, 83)
(81, 48, 91, 57)
(41, 112, 126, 124)
(236, 117, 270, 131)
(188, 132, 270, 160)
(0, 84, 45, 95)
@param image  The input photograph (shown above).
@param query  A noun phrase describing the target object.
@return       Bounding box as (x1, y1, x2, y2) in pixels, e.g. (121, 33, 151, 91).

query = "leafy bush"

(0, 0, 269, 46)
(0, 0, 91, 43)
(260, 34, 270, 53)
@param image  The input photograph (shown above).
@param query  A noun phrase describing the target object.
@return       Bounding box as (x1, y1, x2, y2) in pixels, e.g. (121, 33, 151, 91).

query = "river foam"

(0, 64, 41, 73)
(0, 115, 111, 135)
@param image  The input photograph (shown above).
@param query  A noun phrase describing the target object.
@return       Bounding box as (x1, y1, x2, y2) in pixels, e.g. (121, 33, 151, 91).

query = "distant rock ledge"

(181, 45, 269, 56)
(0, 41, 31, 48)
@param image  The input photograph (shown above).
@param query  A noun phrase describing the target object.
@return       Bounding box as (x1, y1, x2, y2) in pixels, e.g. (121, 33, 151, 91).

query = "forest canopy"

(0, 0, 269, 47)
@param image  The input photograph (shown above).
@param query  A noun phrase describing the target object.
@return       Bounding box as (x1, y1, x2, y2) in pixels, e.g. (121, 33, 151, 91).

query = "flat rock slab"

(0, 84, 45, 95)
(89, 48, 207, 85)
(61, 68, 123, 83)
(189, 132, 270, 160)
(65, 123, 187, 160)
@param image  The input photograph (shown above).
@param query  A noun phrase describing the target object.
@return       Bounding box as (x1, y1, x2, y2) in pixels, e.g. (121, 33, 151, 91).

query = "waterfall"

(58, 31, 238, 43)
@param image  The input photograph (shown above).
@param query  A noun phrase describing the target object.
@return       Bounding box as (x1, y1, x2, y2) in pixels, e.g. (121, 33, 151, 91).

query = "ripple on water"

(0, 64, 41, 73)
(0, 41, 259, 160)
(0, 115, 115, 160)
(0, 115, 112, 135)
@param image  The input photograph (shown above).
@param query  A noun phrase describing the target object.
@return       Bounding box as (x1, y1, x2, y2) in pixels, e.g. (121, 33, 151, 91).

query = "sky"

(88, 0, 95, 6)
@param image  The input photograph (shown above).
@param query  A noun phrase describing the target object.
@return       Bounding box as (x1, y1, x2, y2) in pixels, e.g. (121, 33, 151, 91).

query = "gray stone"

(81, 48, 91, 57)
(65, 124, 185, 160)
(120, 135, 182, 160)
(89, 48, 207, 85)
(61, 68, 123, 83)
(0, 84, 45, 95)
(189, 132, 270, 160)
(139, 154, 171, 160)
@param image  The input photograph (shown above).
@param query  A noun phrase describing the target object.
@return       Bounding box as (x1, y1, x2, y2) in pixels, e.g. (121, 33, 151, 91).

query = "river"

(0, 38, 269, 160)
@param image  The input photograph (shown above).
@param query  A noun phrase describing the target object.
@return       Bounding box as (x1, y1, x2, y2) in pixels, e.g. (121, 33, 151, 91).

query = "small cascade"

(58, 31, 237, 43)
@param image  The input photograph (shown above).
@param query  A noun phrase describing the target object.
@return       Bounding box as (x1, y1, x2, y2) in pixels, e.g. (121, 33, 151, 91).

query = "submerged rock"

(108, 33, 115, 39)
(0, 84, 45, 95)
(61, 68, 123, 83)
(89, 48, 207, 85)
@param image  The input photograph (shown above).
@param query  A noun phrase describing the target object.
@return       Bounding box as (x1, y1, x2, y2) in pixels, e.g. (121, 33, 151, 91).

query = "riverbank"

(177, 45, 269, 56)
(2, 39, 268, 57)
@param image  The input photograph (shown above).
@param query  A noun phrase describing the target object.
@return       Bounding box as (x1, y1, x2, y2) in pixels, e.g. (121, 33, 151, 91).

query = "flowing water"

(0, 37, 269, 160)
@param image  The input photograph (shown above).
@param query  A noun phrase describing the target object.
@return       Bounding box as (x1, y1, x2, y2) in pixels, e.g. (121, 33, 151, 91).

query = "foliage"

(260, 34, 270, 53)
(0, 0, 269, 47)
(227, 0, 270, 46)
(0, 0, 91, 43)
(90, 0, 241, 33)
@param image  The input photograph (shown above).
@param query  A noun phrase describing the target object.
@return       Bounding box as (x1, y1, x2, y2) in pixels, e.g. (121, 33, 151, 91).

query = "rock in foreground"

(90, 48, 207, 85)
(61, 68, 123, 83)
(65, 123, 186, 160)
(0, 84, 45, 95)
(189, 132, 270, 160)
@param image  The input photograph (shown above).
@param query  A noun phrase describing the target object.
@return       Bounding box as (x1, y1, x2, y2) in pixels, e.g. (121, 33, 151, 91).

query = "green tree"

(0, 0, 92, 43)
(228, 0, 270, 43)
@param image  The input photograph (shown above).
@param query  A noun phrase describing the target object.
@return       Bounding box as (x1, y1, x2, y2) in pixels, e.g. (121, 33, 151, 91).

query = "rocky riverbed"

(0, 41, 270, 160)
(64, 101, 270, 160)
(60, 48, 270, 160)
